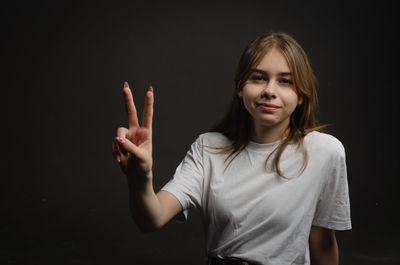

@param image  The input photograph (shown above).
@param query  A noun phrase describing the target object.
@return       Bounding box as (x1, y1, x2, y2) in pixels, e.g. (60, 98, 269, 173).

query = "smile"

(256, 103, 281, 111)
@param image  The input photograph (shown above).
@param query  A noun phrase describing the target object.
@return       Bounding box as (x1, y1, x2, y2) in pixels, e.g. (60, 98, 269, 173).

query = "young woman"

(112, 32, 351, 265)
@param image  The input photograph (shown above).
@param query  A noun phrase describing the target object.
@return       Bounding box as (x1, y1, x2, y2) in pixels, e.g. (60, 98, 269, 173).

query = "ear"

(238, 90, 243, 99)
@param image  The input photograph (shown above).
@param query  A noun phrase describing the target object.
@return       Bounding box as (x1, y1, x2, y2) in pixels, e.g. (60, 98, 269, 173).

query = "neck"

(251, 120, 289, 144)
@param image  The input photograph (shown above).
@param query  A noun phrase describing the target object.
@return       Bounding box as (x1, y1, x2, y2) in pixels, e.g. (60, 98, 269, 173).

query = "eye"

(250, 74, 267, 82)
(279, 78, 293, 85)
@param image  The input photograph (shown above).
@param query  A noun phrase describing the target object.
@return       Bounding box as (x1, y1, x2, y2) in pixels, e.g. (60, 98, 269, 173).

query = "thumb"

(115, 137, 142, 157)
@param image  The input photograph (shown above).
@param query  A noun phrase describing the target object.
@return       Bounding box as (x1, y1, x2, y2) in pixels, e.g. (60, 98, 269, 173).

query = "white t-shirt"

(161, 131, 351, 265)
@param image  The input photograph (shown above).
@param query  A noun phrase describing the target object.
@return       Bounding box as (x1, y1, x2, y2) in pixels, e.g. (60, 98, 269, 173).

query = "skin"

(238, 48, 302, 144)
(112, 82, 181, 232)
(113, 66, 339, 263)
(309, 226, 339, 265)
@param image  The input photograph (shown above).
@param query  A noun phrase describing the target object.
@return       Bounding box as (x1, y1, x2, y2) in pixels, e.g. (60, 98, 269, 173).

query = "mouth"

(256, 102, 281, 111)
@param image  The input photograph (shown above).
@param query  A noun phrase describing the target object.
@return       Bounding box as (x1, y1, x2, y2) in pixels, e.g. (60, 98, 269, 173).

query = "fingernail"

(124, 81, 129, 88)
(149, 86, 153, 92)
(115, 137, 126, 144)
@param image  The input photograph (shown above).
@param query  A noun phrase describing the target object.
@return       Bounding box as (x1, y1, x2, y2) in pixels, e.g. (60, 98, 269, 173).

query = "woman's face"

(238, 48, 301, 134)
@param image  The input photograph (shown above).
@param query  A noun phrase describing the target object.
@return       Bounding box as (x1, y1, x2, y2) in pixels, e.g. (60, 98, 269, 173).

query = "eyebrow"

(251, 69, 293, 76)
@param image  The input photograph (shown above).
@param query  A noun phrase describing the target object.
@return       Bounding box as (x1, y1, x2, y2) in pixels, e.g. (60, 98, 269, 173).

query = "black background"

(2, 1, 399, 264)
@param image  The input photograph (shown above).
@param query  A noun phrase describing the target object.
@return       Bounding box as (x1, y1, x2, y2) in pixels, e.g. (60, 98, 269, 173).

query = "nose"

(262, 80, 276, 98)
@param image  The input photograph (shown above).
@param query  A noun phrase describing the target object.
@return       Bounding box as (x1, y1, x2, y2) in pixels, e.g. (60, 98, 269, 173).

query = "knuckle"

(117, 127, 128, 136)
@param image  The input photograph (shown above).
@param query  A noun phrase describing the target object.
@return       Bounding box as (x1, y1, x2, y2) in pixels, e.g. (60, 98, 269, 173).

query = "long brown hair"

(211, 32, 324, 177)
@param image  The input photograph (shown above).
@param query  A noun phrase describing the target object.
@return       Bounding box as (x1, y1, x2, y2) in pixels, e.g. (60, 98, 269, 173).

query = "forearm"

(113, 83, 164, 232)
(127, 172, 164, 232)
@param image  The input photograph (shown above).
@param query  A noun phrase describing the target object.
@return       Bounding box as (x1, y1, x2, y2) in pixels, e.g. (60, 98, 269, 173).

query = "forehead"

(255, 48, 290, 73)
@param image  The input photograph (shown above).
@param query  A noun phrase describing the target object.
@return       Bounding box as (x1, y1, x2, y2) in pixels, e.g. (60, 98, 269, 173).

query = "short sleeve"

(312, 143, 352, 230)
(160, 135, 204, 221)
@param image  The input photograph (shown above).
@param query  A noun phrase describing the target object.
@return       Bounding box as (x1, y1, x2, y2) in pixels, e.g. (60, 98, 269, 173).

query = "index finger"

(123, 81, 139, 128)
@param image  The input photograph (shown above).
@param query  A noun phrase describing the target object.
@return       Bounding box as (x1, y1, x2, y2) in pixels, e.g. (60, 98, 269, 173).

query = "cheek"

(241, 89, 257, 111)
(241, 85, 258, 101)
(241, 97, 252, 114)
(283, 90, 300, 109)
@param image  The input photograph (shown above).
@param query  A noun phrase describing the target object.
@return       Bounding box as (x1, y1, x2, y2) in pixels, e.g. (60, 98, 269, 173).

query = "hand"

(112, 82, 154, 182)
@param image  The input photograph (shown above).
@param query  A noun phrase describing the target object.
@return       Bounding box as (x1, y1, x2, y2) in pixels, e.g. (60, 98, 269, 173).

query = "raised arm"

(112, 82, 182, 232)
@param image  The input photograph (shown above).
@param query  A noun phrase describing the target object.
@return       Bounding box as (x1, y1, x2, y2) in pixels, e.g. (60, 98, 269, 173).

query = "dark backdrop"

(2, 1, 399, 264)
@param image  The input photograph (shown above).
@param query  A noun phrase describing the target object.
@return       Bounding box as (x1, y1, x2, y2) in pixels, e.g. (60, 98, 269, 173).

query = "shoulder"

(304, 131, 345, 158)
(196, 132, 232, 148)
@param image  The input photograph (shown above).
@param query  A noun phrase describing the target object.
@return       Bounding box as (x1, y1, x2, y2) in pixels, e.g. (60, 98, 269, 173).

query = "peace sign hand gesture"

(112, 82, 154, 184)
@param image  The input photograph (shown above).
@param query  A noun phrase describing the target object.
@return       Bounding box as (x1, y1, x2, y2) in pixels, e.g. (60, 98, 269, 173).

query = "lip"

(256, 102, 281, 111)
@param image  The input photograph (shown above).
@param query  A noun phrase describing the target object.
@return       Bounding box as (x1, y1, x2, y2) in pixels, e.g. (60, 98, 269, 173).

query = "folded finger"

(115, 136, 127, 154)
(115, 136, 143, 159)
(111, 141, 121, 163)
(117, 127, 129, 138)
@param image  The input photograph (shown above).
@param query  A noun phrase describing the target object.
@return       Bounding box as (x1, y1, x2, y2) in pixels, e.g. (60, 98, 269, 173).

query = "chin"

(258, 120, 280, 127)
(256, 117, 290, 129)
